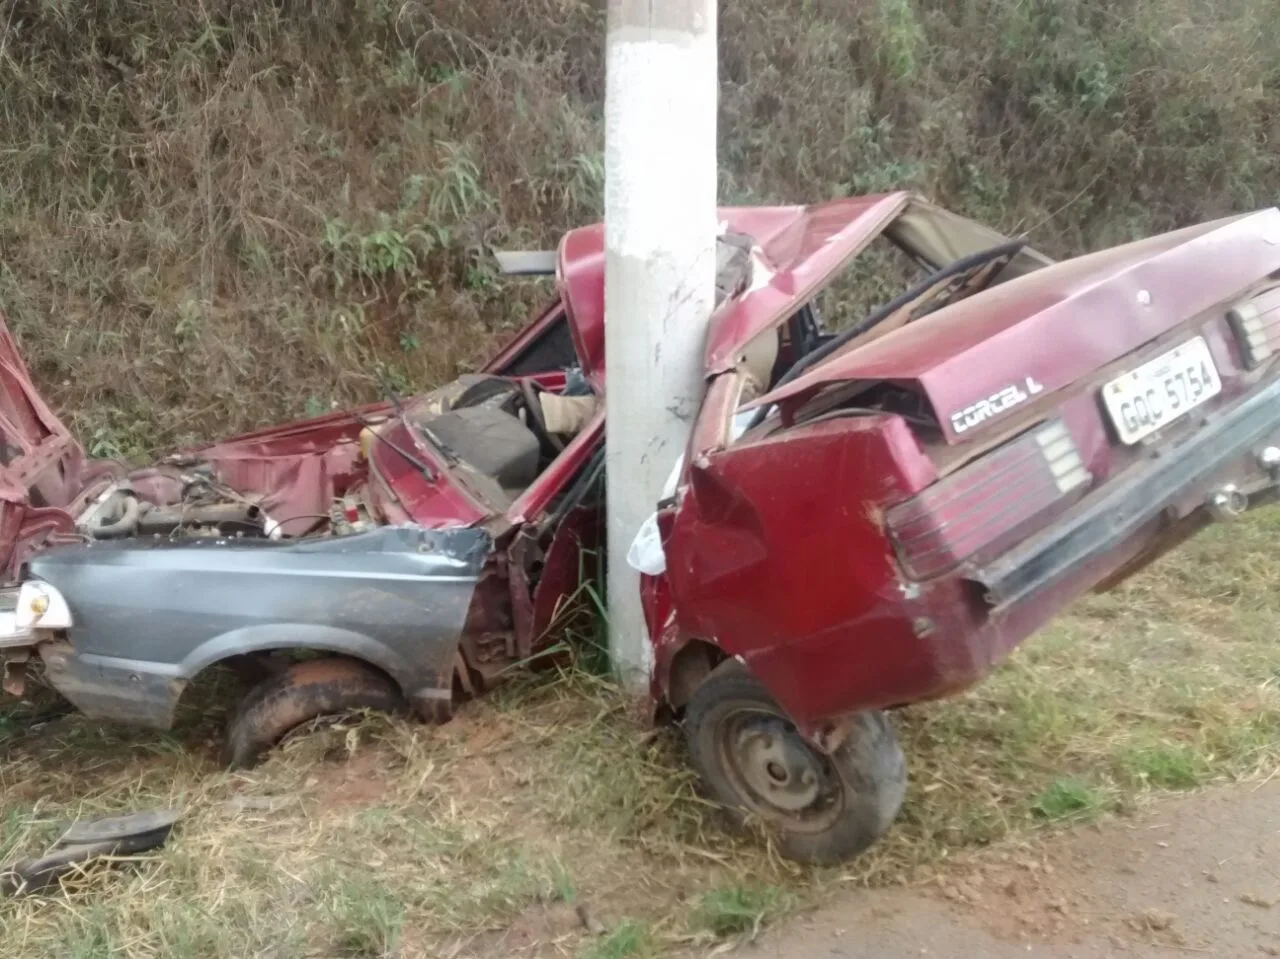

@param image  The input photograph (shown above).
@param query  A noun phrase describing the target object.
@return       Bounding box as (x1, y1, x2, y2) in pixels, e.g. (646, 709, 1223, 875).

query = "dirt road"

(732, 781, 1280, 958)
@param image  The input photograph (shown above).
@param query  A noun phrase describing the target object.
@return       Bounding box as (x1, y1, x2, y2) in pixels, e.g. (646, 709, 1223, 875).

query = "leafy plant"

(695, 884, 788, 939)
(427, 142, 490, 223)
(1032, 779, 1105, 821)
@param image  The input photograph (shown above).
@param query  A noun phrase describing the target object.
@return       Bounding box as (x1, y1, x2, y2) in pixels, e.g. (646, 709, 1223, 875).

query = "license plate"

(1101, 336, 1222, 445)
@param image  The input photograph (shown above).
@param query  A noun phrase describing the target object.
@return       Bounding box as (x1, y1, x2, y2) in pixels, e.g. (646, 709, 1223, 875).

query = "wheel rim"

(715, 705, 844, 832)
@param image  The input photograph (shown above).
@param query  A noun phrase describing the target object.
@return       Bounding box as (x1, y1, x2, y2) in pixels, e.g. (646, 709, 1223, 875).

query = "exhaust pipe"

(1206, 483, 1248, 522)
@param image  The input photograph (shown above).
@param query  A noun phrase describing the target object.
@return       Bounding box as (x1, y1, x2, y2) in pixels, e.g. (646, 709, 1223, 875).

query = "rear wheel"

(684, 661, 905, 864)
(222, 657, 405, 768)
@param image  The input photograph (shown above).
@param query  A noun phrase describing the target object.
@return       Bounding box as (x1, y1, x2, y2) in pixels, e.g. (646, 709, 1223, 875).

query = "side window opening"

(499, 311, 579, 377)
(760, 236, 932, 395)
(776, 229, 1027, 392)
(812, 236, 933, 337)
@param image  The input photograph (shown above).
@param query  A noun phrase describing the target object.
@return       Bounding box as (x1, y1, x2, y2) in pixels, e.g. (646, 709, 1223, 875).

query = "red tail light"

(1228, 286, 1280, 368)
(886, 420, 1090, 580)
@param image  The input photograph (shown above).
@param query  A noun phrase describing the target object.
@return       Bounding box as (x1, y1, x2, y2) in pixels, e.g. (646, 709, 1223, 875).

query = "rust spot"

(812, 714, 857, 755)
(451, 650, 475, 698)
(2, 650, 29, 696)
(506, 531, 539, 658)
(275, 658, 375, 687)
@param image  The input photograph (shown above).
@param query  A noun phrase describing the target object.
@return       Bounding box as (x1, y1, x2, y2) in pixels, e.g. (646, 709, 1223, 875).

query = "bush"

(0, 0, 1276, 452)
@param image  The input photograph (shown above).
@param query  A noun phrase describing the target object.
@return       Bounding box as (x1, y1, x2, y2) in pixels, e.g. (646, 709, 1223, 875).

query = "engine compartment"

(76, 473, 282, 543)
(67, 371, 599, 548)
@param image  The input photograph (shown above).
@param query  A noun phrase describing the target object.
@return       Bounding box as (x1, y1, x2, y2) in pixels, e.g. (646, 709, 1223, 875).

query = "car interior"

(731, 200, 1057, 435)
(398, 198, 1057, 506)
(406, 372, 598, 508)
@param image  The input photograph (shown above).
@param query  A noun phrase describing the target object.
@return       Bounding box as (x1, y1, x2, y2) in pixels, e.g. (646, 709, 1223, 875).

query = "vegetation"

(3, 1, 1280, 956)
(3, 514, 1280, 957)
(1, 0, 1277, 454)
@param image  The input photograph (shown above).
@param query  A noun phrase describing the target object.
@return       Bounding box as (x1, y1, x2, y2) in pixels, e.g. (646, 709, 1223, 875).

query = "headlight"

(15, 581, 72, 630)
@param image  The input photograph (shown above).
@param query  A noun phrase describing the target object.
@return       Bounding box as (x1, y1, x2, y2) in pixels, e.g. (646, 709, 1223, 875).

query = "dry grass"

(4, 510, 1280, 958)
(1, 0, 1277, 454)
(0, 672, 769, 959)
(3, 1, 1280, 956)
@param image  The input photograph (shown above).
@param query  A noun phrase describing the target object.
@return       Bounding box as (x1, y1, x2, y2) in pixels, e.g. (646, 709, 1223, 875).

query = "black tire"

(685, 660, 906, 865)
(222, 657, 405, 769)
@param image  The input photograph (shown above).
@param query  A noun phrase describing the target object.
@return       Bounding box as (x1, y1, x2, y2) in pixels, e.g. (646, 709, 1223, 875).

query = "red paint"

(557, 226, 607, 387)
(702, 195, 910, 373)
(6, 193, 1280, 745)
(662, 415, 938, 725)
(366, 419, 492, 528)
(554, 194, 908, 386)
(659, 404, 1147, 730)
(0, 315, 109, 575)
(657, 205, 1280, 736)
(757, 210, 1280, 444)
(531, 504, 604, 641)
(183, 406, 383, 536)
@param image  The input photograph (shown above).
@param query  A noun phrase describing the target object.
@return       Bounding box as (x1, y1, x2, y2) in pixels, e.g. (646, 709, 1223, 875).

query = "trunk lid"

(756, 210, 1280, 444)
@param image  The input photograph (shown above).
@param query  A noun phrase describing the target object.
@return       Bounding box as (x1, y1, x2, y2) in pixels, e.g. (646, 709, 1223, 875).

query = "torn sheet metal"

(28, 526, 490, 727)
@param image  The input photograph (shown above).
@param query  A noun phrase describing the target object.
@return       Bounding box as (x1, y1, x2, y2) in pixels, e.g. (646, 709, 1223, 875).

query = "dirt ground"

(728, 781, 1280, 958)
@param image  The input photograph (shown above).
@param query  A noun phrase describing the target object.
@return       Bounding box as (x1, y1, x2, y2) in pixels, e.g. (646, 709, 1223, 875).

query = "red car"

(2, 192, 1278, 865)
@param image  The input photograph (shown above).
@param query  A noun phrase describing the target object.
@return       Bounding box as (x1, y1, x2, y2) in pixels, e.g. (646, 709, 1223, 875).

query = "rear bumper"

(975, 375, 1280, 609)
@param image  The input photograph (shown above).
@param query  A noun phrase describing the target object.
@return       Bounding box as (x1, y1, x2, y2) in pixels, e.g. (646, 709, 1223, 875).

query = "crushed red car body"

(655, 203, 1280, 734)
(3, 191, 1279, 862)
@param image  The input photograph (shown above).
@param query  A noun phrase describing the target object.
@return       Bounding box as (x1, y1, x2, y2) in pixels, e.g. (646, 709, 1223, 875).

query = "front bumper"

(0, 610, 34, 649)
(975, 375, 1280, 609)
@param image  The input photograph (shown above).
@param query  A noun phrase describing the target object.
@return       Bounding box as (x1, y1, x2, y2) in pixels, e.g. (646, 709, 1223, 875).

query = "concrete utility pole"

(603, 0, 719, 687)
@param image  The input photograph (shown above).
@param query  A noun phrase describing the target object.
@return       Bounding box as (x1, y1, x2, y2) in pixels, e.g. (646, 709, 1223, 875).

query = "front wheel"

(222, 657, 405, 768)
(684, 661, 906, 865)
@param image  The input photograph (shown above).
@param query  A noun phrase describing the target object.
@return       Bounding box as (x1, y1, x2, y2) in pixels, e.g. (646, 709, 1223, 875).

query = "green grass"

(1032, 779, 1106, 822)
(5, 514, 1280, 955)
(1116, 742, 1208, 790)
(694, 884, 791, 939)
(327, 880, 406, 958)
(579, 921, 654, 959)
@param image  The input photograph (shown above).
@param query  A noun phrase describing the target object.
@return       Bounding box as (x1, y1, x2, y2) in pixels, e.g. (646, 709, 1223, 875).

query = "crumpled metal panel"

(29, 525, 490, 728)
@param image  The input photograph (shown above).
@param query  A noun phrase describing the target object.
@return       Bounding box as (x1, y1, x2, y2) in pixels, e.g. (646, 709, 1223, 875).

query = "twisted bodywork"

(0, 192, 1277, 774)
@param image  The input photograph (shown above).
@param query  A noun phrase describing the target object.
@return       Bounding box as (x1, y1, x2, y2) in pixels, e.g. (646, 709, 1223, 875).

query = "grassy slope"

(3, 1, 1280, 956)
(1, 0, 1277, 453)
